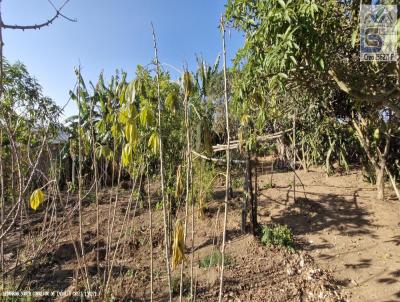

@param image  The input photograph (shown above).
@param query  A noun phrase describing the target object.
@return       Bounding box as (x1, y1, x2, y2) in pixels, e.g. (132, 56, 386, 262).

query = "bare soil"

(257, 167, 400, 302)
(3, 167, 400, 301)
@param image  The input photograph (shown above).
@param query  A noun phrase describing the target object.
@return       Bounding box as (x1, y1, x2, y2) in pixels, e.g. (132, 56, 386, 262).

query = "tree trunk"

(352, 119, 390, 201)
(241, 161, 247, 233)
(253, 158, 258, 234)
(375, 127, 391, 201)
(246, 152, 256, 234)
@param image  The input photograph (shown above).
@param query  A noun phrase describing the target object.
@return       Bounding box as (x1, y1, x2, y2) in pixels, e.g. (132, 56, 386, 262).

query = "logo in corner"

(360, 5, 398, 62)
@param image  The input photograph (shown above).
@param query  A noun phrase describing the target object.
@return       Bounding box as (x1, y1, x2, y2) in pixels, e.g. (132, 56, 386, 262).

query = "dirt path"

(257, 168, 400, 302)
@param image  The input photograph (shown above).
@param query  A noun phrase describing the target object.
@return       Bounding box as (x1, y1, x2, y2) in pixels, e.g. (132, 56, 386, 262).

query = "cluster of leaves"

(261, 224, 295, 252)
(65, 65, 184, 186)
(224, 0, 400, 190)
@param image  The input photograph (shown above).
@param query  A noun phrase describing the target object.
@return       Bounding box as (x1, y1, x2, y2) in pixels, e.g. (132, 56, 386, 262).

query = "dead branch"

(212, 129, 292, 152)
(1, 0, 76, 31)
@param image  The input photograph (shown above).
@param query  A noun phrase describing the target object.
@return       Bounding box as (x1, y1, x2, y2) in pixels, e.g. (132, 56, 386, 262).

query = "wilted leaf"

(148, 132, 160, 155)
(30, 189, 45, 210)
(125, 122, 138, 145)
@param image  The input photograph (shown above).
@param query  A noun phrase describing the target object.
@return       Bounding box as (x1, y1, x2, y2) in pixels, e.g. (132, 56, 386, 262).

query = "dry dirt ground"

(257, 167, 400, 302)
(2, 167, 400, 301)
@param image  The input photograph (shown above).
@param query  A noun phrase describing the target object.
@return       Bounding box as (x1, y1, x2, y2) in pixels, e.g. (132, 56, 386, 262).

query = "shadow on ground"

(271, 192, 378, 241)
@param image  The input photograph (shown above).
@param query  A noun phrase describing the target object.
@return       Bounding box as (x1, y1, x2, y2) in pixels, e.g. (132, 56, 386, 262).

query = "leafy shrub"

(261, 224, 295, 251)
(199, 250, 232, 268)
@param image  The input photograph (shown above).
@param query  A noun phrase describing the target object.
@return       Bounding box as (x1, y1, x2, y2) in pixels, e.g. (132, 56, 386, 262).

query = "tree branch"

(329, 69, 400, 115)
(2, 0, 76, 31)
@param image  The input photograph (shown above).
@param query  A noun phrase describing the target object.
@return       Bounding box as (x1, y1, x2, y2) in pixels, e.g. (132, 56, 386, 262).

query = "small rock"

(299, 256, 304, 268)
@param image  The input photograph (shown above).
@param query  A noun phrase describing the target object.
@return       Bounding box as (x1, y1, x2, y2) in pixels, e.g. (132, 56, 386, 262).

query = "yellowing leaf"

(118, 107, 130, 124)
(30, 189, 45, 210)
(111, 123, 120, 139)
(183, 71, 193, 97)
(165, 91, 178, 113)
(171, 219, 185, 270)
(139, 101, 153, 127)
(148, 132, 160, 155)
(121, 143, 133, 167)
(373, 128, 380, 140)
(124, 122, 138, 145)
(125, 80, 136, 104)
(351, 28, 358, 48)
(119, 85, 126, 105)
(240, 114, 250, 126)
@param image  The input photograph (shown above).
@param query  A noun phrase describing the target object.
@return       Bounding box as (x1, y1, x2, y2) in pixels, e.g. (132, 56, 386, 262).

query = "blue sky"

(2, 0, 244, 119)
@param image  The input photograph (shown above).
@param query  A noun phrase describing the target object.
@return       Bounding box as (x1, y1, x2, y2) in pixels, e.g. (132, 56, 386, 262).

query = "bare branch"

(329, 69, 400, 116)
(2, 0, 76, 31)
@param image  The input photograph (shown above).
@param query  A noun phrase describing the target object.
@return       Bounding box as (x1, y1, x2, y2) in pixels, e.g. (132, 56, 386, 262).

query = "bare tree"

(0, 0, 76, 97)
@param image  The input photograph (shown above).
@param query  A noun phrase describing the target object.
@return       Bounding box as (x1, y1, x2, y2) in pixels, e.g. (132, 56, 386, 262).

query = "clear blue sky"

(2, 0, 243, 119)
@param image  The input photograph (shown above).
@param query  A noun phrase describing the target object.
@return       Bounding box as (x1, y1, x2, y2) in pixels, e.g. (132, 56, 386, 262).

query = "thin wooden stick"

(218, 16, 231, 302)
(147, 162, 154, 302)
(151, 22, 172, 301)
(76, 67, 91, 291)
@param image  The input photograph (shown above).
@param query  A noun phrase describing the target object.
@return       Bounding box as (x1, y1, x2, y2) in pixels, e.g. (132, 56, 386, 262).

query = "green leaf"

(319, 58, 325, 70)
